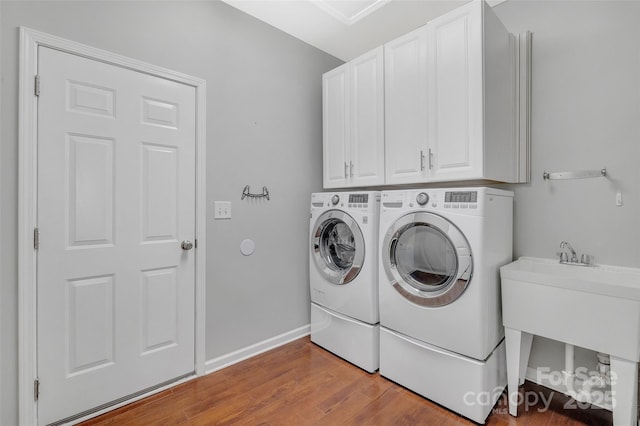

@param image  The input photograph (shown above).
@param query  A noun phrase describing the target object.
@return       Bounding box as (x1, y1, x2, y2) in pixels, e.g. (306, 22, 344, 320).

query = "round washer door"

(312, 210, 365, 285)
(382, 212, 472, 307)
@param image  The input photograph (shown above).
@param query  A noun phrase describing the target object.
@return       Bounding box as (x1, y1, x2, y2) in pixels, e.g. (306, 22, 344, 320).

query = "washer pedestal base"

(380, 327, 506, 424)
(310, 303, 379, 373)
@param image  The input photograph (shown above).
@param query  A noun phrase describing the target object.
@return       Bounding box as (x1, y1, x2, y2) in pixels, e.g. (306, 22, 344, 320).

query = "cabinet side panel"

(483, 1, 516, 183)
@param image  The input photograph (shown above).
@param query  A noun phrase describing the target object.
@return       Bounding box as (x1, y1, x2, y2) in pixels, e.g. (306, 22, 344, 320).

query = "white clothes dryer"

(309, 191, 380, 372)
(378, 187, 513, 423)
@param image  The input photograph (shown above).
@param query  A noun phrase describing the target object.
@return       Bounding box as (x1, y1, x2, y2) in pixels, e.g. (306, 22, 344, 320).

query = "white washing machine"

(309, 191, 380, 372)
(378, 187, 513, 423)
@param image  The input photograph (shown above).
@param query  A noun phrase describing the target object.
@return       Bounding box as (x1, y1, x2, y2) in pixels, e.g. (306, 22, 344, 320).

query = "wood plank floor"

(80, 337, 613, 425)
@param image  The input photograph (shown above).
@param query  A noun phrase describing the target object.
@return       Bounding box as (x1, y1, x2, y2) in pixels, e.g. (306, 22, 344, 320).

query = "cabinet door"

(350, 46, 384, 186)
(384, 26, 429, 184)
(427, 0, 483, 181)
(323, 64, 350, 188)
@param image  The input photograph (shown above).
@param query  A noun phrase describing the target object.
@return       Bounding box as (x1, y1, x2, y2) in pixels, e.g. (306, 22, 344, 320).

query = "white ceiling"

(221, 0, 506, 61)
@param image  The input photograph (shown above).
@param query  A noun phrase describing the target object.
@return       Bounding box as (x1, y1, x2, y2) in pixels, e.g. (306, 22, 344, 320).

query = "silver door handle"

(420, 150, 425, 171)
(350, 161, 354, 178)
(389, 238, 398, 268)
(181, 240, 194, 251)
(428, 149, 433, 170)
(344, 162, 348, 178)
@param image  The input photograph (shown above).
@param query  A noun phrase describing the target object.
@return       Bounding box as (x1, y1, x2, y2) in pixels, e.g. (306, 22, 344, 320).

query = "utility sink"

(501, 257, 640, 361)
(500, 257, 640, 425)
(502, 256, 640, 302)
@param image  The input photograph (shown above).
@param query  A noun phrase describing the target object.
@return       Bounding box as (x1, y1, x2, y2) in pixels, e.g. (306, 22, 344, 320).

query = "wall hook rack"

(543, 168, 607, 181)
(241, 185, 270, 200)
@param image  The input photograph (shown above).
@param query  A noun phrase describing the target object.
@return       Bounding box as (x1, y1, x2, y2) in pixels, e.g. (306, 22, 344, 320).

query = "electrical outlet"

(214, 201, 232, 219)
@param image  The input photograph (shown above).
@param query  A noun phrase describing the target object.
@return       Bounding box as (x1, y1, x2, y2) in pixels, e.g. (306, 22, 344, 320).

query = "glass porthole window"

(393, 223, 458, 293)
(382, 212, 472, 307)
(312, 211, 365, 285)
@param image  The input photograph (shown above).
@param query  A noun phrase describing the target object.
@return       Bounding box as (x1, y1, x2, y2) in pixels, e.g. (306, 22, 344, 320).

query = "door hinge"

(34, 75, 40, 97)
(34, 378, 40, 401)
(34, 227, 39, 250)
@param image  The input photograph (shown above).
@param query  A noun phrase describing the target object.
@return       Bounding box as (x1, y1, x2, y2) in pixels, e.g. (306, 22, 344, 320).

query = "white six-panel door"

(36, 46, 196, 425)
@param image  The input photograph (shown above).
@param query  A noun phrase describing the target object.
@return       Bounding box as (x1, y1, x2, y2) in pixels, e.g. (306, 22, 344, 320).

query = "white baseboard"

(205, 325, 310, 374)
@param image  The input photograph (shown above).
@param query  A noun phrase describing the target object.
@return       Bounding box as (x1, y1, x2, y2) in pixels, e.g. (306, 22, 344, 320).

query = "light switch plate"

(214, 201, 232, 219)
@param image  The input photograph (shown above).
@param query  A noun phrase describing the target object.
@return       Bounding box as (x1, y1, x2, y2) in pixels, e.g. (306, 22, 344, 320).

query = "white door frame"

(18, 27, 207, 425)
(0, 4, 3, 424)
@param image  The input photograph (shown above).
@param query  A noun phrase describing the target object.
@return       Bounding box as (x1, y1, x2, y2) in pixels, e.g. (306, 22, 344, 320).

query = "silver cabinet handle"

(420, 150, 425, 171)
(181, 240, 194, 251)
(350, 161, 354, 178)
(344, 162, 348, 178)
(428, 149, 433, 170)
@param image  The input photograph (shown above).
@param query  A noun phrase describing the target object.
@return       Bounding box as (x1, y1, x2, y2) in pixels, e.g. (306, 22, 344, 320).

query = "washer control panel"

(348, 193, 369, 208)
(444, 191, 478, 209)
(416, 192, 429, 206)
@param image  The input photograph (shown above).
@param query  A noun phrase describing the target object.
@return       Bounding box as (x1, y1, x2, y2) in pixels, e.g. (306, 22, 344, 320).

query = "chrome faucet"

(560, 241, 578, 263)
(559, 241, 592, 266)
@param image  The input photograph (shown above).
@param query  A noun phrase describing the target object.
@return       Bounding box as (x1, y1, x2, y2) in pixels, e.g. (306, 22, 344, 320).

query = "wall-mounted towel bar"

(241, 185, 270, 200)
(542, 168, 607, 180)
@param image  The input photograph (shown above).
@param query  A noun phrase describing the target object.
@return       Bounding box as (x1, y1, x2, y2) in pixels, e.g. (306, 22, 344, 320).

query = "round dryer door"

(382, 212, 472, 307)
(312, 210, 365, 285)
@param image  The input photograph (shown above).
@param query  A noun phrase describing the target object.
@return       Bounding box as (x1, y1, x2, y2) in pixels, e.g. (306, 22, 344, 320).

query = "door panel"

(142, 144, 178, 241)
(141, 267, 179, 353)
(66, 275, 115, 375)
(68, 134, 115, 246)
(37, 46, 196, 425)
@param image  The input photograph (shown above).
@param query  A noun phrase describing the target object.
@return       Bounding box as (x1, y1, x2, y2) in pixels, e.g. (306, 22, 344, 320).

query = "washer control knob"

(331, 195, 340, 205)
(416, 192, 429, 206)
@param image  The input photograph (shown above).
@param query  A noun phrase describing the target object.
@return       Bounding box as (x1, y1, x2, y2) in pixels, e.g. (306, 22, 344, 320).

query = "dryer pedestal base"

(380, 327, 506, 424)
(311, 303, 379, 373)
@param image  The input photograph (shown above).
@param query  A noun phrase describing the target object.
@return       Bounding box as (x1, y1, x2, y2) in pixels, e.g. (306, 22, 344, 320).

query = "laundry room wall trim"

(205, 325, 310, 374)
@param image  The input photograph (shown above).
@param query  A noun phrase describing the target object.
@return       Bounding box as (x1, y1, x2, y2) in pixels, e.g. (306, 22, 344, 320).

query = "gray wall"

(493, 0, 640, 376)
(2, 0, 639, 423)
(0, 2, 341, 424)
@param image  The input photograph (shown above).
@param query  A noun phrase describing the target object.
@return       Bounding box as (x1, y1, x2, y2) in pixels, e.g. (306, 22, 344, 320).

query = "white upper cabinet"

(427, 2, 484, 181)
(385, 0, 517, 185)
(323, 47, 384, 189)
(323, 0, 521, 187)
(350, 47, 385, 187)
(384, 26, 428, 184)
(322, 63, 350, 188)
